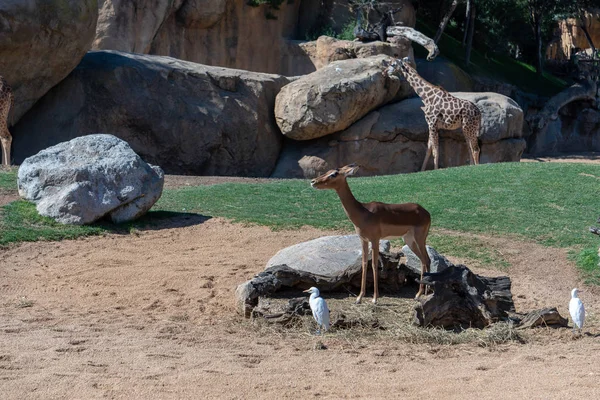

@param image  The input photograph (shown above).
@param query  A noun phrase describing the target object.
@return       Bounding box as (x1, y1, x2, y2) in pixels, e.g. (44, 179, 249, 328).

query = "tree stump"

(413, 265, 515, 329)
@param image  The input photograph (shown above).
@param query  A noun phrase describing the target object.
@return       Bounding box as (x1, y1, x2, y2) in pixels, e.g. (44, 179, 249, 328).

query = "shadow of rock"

(99, 211, 212, 233)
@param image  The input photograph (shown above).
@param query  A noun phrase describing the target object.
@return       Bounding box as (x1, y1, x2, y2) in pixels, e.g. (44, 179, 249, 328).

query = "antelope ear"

(342, 163, 359, 176)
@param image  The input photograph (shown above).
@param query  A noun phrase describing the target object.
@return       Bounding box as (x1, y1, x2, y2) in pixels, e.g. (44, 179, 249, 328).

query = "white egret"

(303, 287, 330, 334)
(569, 288, 585, 335)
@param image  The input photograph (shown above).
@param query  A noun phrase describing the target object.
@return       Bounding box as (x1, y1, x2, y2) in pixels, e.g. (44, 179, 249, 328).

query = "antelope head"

(310, 164, 359, 190)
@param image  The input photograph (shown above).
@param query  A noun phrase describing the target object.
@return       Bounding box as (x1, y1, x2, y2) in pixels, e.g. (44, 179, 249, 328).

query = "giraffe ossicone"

(384, 58, 481, 171)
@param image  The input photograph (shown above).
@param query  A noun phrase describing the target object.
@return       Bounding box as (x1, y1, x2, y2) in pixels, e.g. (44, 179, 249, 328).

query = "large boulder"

(272, 92, 526, 178)
(275, 55, 412, 141)
(235, 234, 406, 317)
(296, 36, 412, 72)
(416, 57, 474, 92)
(13, 50, 290, 176)
(0, 0, 98, 122)
(526, 101, 600, 155)
(265, 235, 391, 289)
(402, 245, 453, 277)
(17, 134, 164, 225)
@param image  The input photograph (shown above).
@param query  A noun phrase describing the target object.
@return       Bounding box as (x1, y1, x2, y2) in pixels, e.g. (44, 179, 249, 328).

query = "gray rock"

(235, 235, 407, 317)
(18, 134, 164, 225)
(274, 55, 411, 141)
(526, 105, 600, 155)
(272, 92, 525, 178)
(0, 0, 98, 122)
(13, 51, 290, 176)
(297, 35, 412, 72)
(266, 235, 391, 288)
(402, 245, 453, 277)
(416, 57, 474, 92)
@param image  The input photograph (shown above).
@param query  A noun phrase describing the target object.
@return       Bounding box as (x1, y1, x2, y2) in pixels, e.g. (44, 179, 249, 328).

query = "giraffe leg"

(420, 145, 432, 172)
(0, 100, 11, 167)
(463, 115, 480, 166)
(421, 126, 439, 171)
(430, 128, 440, 170)
(1, 134, 11, 166)
(356, 238, 369, 304)
(371, 239, 380, 304)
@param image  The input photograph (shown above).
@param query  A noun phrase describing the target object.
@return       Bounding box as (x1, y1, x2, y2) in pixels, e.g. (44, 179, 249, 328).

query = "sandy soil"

(1, 156, 600, 399)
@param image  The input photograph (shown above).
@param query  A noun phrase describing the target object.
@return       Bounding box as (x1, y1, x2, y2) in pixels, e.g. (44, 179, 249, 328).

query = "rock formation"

(546, 9, 600, 61)
(12, 51, 290, 176)
(275, 55, 412, 141)
(0, 0, 98, 122)
(18, 134, 164, 225)
(273, 92, 525, 178)
(91, 0, 417, 76)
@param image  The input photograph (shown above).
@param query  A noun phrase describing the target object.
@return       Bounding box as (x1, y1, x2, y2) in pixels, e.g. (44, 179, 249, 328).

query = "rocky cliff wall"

(93, 0, 415, 75)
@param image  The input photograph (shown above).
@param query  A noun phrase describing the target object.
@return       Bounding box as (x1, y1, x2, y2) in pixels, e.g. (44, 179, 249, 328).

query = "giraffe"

(384, 57, 481, 171)
(0, 75, 13, 166)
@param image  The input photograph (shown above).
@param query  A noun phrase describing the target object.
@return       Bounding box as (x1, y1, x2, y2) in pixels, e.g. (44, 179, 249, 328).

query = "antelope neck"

(334, 180, 368, 226)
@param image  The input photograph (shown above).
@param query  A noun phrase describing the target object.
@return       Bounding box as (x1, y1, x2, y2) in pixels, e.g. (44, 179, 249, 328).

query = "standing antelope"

(311, 164, 432, 303)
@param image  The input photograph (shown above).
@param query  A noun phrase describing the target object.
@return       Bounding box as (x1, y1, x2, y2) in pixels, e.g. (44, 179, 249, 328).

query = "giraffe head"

(382, 57, 415, 81)
(310, 164, 359, 190)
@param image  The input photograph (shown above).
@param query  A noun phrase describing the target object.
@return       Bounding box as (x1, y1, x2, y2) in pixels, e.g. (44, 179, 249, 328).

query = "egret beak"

(303, 289, 311, 293)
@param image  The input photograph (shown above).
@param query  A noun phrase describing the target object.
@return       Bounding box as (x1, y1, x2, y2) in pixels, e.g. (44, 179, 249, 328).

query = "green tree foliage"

(419, 0, 597, 76)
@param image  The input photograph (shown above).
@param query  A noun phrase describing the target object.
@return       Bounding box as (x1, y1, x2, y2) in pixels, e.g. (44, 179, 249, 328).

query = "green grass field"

(1, 162, 599, 282)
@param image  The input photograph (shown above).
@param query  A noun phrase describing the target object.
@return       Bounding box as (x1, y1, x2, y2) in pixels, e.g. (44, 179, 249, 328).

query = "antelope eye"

(329, 171, 338, 178)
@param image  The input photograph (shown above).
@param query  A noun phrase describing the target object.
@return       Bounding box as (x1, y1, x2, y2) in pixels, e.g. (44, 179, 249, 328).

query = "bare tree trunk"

(462, 0, 471, 46)
(534, 14, 543, 76)
(434, 0, 459, 44)
(465, 3, 475, 65)
(578, 9, 597, 56)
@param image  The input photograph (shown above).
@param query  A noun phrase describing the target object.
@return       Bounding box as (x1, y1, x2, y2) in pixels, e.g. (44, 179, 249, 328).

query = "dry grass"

(247, 294, 527, 348)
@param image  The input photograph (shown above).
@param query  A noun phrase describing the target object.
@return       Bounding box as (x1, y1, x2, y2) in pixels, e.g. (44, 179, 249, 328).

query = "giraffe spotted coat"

(384, 58, 481, 171)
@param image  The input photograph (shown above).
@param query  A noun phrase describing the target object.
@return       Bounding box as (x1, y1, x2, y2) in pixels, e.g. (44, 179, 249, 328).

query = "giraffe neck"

(334, 180, 368, 229)
(401, 66, 440, 104)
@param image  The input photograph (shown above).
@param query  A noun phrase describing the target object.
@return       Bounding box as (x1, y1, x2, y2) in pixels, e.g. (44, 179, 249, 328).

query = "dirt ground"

(1, 157, 600, 399)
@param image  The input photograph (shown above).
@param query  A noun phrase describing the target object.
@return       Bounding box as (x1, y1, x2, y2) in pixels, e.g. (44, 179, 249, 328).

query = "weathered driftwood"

(386, 26, 440, 61)
(413, 265, 515, 329)
(251, 297, 311, 325)
(510, 307, 568, 329)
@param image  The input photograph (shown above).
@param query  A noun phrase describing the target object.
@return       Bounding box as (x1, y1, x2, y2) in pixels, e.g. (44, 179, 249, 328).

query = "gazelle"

(311, 164, 432, 303)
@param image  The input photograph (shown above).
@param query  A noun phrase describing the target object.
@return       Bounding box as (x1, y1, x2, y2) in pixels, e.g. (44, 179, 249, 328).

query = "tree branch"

(386, 26, 440, 60)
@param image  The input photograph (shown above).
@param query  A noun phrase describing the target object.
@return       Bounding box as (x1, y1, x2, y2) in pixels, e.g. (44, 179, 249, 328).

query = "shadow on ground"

(101, 211, 212, 233)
